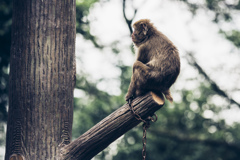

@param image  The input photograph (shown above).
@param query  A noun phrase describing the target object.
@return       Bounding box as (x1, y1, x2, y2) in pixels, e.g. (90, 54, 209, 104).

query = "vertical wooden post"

(5, 0, 76, 159)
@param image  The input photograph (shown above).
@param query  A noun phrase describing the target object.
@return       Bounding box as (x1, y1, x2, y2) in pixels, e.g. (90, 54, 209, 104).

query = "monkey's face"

(132, 20, 150, 45)
(131, 27, 147, 44)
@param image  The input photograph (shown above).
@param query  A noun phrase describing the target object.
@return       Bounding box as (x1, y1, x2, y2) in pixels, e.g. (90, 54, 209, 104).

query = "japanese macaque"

(125, 19, 180, 103)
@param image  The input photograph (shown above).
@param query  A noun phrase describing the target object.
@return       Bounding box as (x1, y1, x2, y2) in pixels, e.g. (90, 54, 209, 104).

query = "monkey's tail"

(163, 90, 173, 103)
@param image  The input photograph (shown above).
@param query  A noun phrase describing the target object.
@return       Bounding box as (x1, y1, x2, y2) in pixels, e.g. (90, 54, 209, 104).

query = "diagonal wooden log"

(61, 92, 165, 160)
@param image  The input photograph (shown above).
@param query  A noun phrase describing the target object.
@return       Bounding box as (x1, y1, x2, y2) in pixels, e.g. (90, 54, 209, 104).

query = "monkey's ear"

(140, 23, 148, 35)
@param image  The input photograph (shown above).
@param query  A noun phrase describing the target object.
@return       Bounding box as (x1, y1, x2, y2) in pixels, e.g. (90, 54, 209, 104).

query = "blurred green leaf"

(221, 30, 240, 48)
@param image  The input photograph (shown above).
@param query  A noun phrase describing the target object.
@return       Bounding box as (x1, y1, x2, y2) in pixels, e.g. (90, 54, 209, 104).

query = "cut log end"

(151, 92, 165, 105)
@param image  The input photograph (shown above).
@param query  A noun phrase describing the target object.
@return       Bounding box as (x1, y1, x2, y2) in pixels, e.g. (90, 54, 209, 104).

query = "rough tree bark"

(5, 0, 76, 159)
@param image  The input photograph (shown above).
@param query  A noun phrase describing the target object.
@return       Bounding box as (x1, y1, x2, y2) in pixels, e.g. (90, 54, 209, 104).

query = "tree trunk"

(5, 0, 76, 159)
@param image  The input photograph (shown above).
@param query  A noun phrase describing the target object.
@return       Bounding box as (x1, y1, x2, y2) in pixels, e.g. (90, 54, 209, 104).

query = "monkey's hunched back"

(126, 19, 180, 102)
(147, 21, 180, 89)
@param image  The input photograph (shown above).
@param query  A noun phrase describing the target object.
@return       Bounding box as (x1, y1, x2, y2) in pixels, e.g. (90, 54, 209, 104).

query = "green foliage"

(180, 0, 240, 22)
(76, 0, 103, 48)
(180, 0, 240, 51)
(72, 74, 127, 138)
(220, 30, 240, 48)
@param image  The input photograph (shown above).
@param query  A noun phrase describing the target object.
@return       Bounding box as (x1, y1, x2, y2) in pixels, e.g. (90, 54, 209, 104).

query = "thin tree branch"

(61, 92, 164, 160)
(123, 0, 138, 35)
(186, 52, 240, 107)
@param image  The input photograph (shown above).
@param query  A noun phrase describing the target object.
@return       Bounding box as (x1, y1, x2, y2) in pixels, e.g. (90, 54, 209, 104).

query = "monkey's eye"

(133, 30, 138, 35)
(133, 30, 139, 36)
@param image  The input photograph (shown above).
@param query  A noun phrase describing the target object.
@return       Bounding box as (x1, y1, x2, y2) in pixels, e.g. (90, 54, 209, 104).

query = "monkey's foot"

(125, 94, 135, 101)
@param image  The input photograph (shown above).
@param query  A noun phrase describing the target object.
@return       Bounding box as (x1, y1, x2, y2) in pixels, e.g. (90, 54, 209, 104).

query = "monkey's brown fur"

(125, 19, 180, 102)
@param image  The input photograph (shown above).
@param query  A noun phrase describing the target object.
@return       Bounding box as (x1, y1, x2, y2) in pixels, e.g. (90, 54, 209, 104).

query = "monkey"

(125, 19, 180, 103)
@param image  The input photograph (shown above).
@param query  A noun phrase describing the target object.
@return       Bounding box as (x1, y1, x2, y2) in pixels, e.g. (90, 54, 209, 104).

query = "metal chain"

(128, 98, 158, 160)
